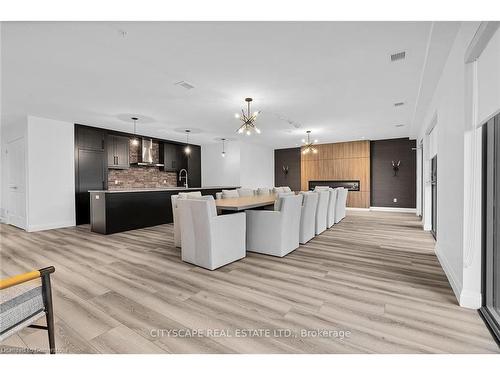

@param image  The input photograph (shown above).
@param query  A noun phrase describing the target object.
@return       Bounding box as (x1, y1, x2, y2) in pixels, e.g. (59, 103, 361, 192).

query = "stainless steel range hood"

(134, 138, 164, 167)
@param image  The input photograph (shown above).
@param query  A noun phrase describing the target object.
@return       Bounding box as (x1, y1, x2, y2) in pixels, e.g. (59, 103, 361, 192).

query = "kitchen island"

(89, 186, 239, 234)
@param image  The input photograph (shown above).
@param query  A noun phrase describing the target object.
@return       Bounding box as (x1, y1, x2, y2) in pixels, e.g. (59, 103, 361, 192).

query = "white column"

(460, 61, 483, 308)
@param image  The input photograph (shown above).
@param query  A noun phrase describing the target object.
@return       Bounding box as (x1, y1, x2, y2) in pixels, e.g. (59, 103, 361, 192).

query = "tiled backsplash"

(108, 167, 178, 189)
(108, 139, 179, 190)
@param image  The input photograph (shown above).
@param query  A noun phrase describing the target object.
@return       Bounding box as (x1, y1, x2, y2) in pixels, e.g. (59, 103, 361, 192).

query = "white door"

(6, 137, 27, 229)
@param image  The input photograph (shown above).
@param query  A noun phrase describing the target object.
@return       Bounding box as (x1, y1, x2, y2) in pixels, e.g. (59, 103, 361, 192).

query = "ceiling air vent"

(175, 81, 195, 90)
(395, 124, 405, 128)
(390, 51, 406, 62)
(394, 102, 405, 107)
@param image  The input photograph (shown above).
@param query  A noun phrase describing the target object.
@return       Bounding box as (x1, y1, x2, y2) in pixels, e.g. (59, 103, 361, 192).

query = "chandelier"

(235, 97, 261, 135)
(302, 131, 318, 154)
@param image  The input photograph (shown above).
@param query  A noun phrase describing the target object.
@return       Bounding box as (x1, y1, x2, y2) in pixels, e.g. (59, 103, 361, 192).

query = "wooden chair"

(0, 266, 56, 354)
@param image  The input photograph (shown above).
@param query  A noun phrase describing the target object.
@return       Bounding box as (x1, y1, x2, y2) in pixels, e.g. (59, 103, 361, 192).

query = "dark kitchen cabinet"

(187, 145, 201, 187)
(90, 187, 234, 234)
(107, 135, 130, 169)
(160, 142, 188, 173)
(77, 126, 105, 151)
(160, 142, 200, 187)
(160, 142, 184, 172)
(177, 146, 188, 171)
(75, 125, 107, 225)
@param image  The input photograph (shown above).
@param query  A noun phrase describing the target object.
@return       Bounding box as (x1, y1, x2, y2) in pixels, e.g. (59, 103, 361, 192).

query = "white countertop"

(88, 186, 239, 193)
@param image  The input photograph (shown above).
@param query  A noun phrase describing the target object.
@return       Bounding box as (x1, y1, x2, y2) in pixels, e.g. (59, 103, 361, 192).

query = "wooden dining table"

(215, 194, 277, 211)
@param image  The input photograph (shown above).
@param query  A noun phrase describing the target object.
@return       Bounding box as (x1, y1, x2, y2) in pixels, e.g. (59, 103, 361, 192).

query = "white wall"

(26, 116, 75, 231)
(239, 142, 274, 189)
(416, 23, 500, 308)
(477, 27, 500, 124)
(201, 141, 241, 187)
(201, 141, 274, 189)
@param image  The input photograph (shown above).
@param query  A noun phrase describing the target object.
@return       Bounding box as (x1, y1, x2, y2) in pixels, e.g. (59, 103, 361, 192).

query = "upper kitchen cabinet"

(160, 142, 181, 172)
(107, 135, 130, 169)
(160, 142, 188, 172)
(187, 145, 201, 187)
(76, 126, 105, 151)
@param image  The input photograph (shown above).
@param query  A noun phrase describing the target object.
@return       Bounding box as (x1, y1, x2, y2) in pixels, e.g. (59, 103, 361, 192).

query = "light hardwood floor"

(1, 211, 498, 353)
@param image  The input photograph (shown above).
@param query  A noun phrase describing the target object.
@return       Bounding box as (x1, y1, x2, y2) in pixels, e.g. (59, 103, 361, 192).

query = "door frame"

(5, 136, 28, 230)
(430, 155, 437, 239)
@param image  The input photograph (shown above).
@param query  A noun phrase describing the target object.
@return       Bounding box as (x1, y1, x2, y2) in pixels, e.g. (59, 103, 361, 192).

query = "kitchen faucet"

(179, 169, 188, 188)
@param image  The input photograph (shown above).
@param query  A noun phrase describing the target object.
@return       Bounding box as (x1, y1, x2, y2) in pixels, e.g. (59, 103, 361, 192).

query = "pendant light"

(131, 117, 139, 146)
(301, 130, 318, 154)
(184, 130, 191, 155)
(235, 97, 261, 135)
(221, 138, 226, 157)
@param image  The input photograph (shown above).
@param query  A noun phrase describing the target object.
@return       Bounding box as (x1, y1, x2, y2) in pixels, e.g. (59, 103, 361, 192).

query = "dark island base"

(90, 187, 236, 234)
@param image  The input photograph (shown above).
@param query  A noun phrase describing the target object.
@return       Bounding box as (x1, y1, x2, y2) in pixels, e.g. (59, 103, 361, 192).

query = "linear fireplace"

(308, 180, 360, 191)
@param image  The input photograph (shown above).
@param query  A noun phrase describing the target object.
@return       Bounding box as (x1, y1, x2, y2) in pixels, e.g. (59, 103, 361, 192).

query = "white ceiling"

(1, 21, 460, 148)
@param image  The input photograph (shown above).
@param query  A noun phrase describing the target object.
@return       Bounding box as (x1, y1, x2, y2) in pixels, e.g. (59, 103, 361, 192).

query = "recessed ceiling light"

(395, 124, 405, 128)
(394, 102, 405, 107)
(391, 51, 406, 62)
(174, 81, 195, 90)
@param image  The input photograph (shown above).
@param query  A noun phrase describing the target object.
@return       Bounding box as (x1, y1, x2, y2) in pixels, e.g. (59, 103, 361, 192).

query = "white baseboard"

(27, 220, 76, 232)
(435, 244, 462, 306)
(346, 207, 370, 211)
(459, 289, 482, 309)
(369, 207, 417, 213)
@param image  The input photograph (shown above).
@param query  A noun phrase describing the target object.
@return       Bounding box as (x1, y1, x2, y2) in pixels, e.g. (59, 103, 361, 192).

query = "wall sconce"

(282, 165, 289, 175)
(392, 160, 401, 176)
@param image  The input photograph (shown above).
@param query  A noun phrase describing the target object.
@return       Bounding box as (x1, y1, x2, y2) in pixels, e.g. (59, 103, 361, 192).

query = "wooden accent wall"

(301, 140, 370, 208)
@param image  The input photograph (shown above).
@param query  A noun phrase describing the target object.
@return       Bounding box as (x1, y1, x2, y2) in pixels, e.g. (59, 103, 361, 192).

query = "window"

(481, 113, 500, 343)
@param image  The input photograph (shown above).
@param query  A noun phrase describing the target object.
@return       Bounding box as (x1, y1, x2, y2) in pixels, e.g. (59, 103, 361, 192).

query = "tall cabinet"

(187, 145, 201, 188)
(75, 125, 107, 225)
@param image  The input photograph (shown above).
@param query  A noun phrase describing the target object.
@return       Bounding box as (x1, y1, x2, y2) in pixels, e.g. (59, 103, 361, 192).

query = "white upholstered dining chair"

(177, 196, 246, 270)
(314, 186, 336, 227)
(335, 187, 348, 223)
(326, 188, 339, 228)
(246, 194, 302, 257)
(272, 186, 292, 194)
(236, 188, 254, 197)
(256, 188, 271, 195)
(171, 191, 202, 248)
(299, 191, 319, 244)
(314, 189, 329, 235)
